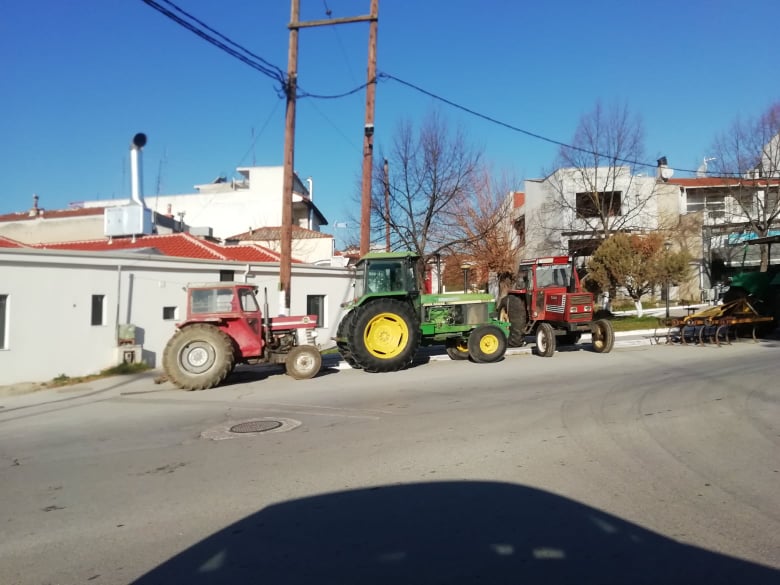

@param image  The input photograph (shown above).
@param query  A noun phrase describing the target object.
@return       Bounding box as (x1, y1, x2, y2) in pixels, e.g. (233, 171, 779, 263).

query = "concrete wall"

(0, 248, 352, 385)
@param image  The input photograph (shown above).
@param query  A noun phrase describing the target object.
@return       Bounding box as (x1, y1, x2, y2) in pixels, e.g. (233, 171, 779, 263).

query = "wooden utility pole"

(360, 0, 379, 256)
(384, 158, 390, 251)
(282, 0, 379, 314)
(280, 0, 299, 316)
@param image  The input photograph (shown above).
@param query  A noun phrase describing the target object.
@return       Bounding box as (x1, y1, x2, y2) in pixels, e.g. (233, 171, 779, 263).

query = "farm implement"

(654, 297, 775, 346)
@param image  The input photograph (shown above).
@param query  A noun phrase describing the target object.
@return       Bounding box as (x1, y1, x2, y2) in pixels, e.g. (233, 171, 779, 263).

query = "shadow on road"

(131, 481, 778, 584)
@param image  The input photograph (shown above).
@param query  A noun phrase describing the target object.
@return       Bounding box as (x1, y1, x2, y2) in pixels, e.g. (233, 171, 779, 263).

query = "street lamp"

(664, 240, 672, 318)
(461, 262, 471, 293)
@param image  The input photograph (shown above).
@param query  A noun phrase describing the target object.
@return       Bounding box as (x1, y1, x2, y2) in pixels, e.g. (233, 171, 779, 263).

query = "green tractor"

(335, 252, 509, 372)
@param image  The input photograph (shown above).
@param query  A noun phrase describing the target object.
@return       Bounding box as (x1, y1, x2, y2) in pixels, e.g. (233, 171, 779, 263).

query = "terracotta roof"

(0, 207, 105, 222)
(227, 225, 332, 241)
(513, 192, 525, 208)
(0, 235, 28, 248)
(32, 233, 292, 262)
(669, 177, 780, 188)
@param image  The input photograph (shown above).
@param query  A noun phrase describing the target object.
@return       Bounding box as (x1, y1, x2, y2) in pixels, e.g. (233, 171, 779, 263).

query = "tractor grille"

(567, 293, 594, 322)
(568, 294, 592, 305)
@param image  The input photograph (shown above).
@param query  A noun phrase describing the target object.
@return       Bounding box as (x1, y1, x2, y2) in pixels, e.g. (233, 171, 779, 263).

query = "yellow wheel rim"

(479, 334, 499, 354)
(364, 312, 409, 358)
(455, 339, 468, 353)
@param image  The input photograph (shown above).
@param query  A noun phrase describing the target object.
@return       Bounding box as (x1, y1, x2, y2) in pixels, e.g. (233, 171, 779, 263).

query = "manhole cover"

(229, 420, 283, 434)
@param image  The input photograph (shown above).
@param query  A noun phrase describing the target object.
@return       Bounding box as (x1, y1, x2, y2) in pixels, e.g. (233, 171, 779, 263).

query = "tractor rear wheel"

(446, 338, 470, 360)
(336, 309, 362, 369)
(498, 295, 527, 347)
(467, 324, 507, 363)
(285, 345, 322, 380)
(350, 299, 421, 373)
(535, 322, 556, 357)
(591, 319, 615, 353)
(163, 324, 235, 390)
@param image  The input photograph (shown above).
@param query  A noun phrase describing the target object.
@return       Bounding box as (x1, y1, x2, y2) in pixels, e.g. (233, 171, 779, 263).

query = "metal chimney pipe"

(130, 133, 147, 206)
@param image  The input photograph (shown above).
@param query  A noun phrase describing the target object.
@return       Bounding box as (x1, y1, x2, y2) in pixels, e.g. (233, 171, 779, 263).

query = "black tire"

(336, 309, 362, 369)
(559, 332, 582, 346)
(498, 295, 527, 347)
(445, 338, 470, 360)
(591, 319, 615, 353)
(535, 322, 556, 357)
(467, 324, 507, 363)
(350, 299, 421, 373)
(163, 324, 235, 390)
(285, 345, 322, 380)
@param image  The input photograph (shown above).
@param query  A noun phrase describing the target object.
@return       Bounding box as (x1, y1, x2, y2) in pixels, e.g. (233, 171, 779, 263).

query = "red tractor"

(498, 256, 614, 357)
(163, 282, 322, 390)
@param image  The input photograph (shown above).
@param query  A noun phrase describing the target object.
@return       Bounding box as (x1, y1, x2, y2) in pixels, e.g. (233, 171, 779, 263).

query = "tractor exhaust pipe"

(263, 287, 272, 345)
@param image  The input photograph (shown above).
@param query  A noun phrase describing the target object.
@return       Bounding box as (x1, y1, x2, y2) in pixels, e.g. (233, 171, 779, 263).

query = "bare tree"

(454, 170, 523, 296)
(709, 101, 780, 271)
(536, 101, 656, 256)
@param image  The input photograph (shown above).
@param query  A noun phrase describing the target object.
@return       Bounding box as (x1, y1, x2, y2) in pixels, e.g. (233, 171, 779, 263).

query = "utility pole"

(360, 0, 379, 256)
(384, 158, 390, 251)
(282, 0, 379, 314)
(280, 0, 299, 316)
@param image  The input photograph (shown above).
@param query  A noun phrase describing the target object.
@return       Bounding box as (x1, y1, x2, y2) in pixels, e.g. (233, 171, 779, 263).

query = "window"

(514, 215, 526, 246)
(91, 295, 105, 326)
(162, 306, 178, 320)
(306, 294, 326, 327)
(219, 270, 234, 282)
(575, 191, 622, 218)
(0, 295, 7, 349)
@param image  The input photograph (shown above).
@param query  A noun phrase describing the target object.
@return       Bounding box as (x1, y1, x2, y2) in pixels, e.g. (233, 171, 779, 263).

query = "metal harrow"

(654, 297, 775, 346)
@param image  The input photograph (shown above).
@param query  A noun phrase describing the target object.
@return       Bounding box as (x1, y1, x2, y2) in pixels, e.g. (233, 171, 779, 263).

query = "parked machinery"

(163, 282, 321, 390)
(335, 252, 509, 372)
(497, 256, 614, 357)
(656, 268, 779, 345)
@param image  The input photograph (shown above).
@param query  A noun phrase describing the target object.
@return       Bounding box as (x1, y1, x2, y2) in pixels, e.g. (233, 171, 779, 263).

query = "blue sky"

(2, 0, 778, 245)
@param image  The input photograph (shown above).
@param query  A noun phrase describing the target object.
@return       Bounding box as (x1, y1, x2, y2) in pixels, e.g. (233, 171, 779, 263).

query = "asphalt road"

(1, 339, 778, 584)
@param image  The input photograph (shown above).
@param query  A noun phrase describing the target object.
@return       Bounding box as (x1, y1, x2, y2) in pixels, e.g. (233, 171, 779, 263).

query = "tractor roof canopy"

(519, 256, 572, 267)
(357, 251, 420, 265)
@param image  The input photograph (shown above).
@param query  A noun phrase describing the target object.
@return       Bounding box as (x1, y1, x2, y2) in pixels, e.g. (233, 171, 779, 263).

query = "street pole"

(360, 0, 379, 256)
(283, 0, 378, 312)
(280, 0, 299, 316)
(665, 240, 672, 318)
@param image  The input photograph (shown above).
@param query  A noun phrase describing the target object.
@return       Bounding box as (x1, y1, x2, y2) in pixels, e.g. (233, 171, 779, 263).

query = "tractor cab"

(352, 251, 421, 301)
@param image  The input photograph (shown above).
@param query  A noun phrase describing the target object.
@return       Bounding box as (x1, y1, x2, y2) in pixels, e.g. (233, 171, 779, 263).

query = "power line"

(378, 72, 737, 177)
(140, 0, 285, 88)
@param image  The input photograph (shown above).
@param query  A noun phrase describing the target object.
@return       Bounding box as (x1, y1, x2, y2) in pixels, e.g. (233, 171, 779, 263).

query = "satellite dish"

(660, 167, 674, 181)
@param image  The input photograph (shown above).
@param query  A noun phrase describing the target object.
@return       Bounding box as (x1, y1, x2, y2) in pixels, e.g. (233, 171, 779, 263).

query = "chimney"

(28, 194, 39, 217)
(130, 133, 147, 206)
(656, 156, 673, 182)
(166, 203, 173, 218)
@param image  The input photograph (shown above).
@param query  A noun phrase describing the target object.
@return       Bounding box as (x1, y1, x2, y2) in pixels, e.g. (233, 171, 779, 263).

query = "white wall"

(0, 248, 352, 385)
(80, 166, 318, 240)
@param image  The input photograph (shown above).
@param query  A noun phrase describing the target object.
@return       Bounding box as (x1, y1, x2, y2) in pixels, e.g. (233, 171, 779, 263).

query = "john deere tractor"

(335, 252, 509, 372)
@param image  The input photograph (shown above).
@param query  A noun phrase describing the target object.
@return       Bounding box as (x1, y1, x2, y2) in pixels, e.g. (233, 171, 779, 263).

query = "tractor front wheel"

(468, 324, 507, 363)
(285, 345, 322, 380)
(446, 338, 470, 360)
(163, 324, 235, 390)
(498, 295, 527, 347)
(591, 319, 615, 353)
(535, 322, 556, 357)
(351, 299, 421, 372)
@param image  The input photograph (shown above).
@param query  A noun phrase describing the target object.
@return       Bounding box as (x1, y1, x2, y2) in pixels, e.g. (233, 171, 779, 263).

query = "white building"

(81, 166, 328, 241)
(0, 247, 353, 386)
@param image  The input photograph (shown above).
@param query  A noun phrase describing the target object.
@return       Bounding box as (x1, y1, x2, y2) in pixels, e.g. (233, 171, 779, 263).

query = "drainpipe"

(306, 177, 313, 230)
(115, 264, 122, 344)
